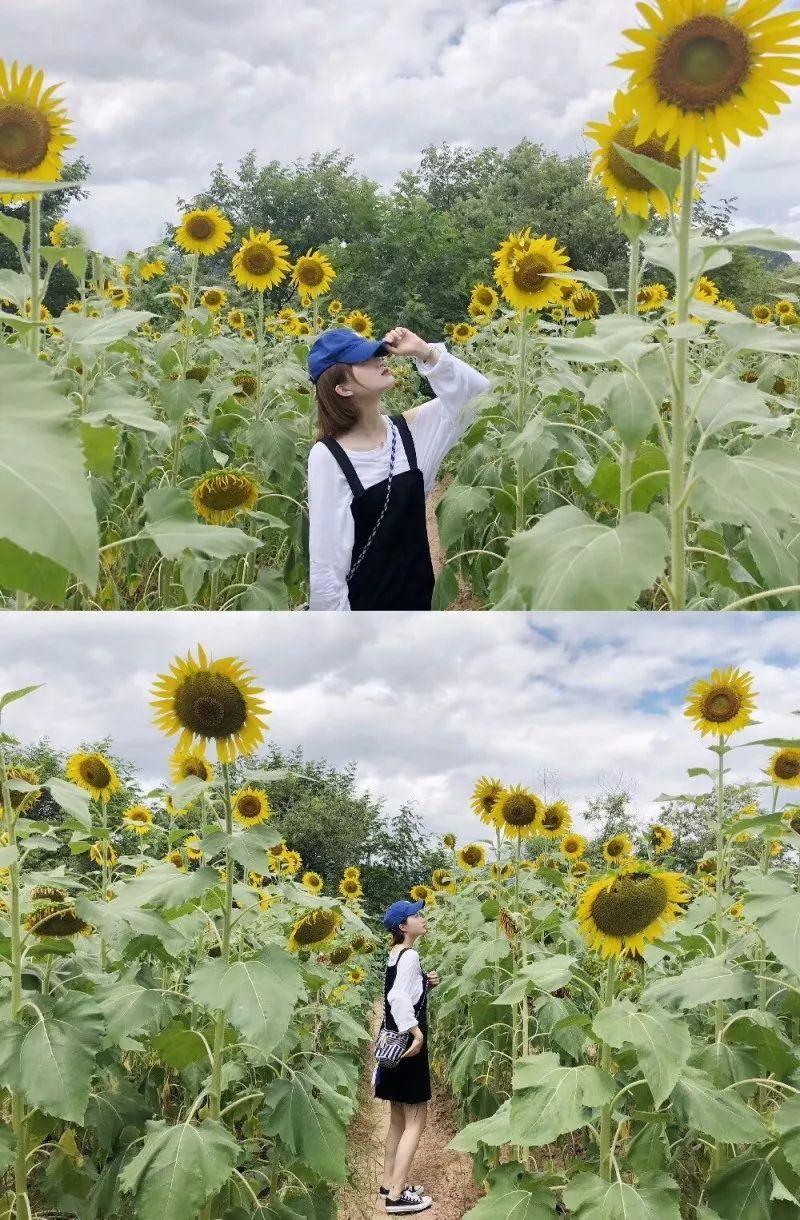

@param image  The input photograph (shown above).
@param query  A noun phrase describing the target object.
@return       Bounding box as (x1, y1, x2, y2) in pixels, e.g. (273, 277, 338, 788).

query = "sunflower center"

(299, 261, 325, 287)
(237, 795, 262, 819)
(295, 911, 335, 946)
(607, 123, 679, 191)
(775, 753, 800, 781)
(243, 245, 276, 276)
(572, 292, 596, 313)
(183, 759, 209, 780)
(198, 474, 253, 511)
(186, 215, 216, 241)
(607, 839, 624, 857)
(477, 289, 493, 306)
(0, 103, 52, 174)
(353, 318, 367, 333)
(656, 17, 751, 111)
(462, 846, 482, 866)
(81, 757, 112, 788)
(512, 253, 553, 295)
(591, 874, 669, 937)
(503, 795, 539, 828)
(205, 290, 222, 305)
(173, 671, 248, 739)
(702, 687, 741, 723)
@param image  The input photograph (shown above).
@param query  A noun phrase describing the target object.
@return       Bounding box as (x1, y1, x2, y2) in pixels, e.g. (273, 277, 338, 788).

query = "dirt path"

(426, 478, 483, 612)
(338, 1005, 482, 1220)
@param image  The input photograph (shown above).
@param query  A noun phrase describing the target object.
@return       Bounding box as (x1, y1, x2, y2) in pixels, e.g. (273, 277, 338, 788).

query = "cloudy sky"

(7, 0, 800, 254)
(1, 612, 799, 843)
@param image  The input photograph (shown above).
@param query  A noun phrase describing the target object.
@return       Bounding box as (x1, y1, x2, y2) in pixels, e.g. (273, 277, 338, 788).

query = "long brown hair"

(314, 363, 359, 442)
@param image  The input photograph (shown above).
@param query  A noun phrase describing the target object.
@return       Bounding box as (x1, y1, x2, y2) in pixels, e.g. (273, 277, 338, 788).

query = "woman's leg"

(382, 1102, 406, 1190)
(388, 1102, 428, 1199)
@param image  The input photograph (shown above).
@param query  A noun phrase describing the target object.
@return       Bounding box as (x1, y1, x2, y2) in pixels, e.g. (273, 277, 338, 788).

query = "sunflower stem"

(667, 152, 697, 611)
(626, 232, 641, 317)
(28, 195, 42, 357)
(712, 733, 727, 1171)
(256, 293, 265, 414)
(515, 313, 529, 533)
(598, 956, 617, 1182)
(181, 252, 200, 378)
(515, 830, 521, 908)
(209, 762, 234, 1123)
(619, 445, 634, 521)
(100, 795, 108, 970)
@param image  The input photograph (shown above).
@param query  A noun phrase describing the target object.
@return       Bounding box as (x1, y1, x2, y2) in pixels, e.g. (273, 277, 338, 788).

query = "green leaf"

(143, 487, 260, 561)
(670, 1067, 767, 1143)
(592, 1000, 690, 1107)
(717, 321, 800, 356)
(494, 955, 575, 1005)
(611, 143, 681, 205)
(500, 506, 668, 610)
(84, 1069, 151, 1151)
(437, 482, 492, 551)
(693, 375, 774, 436)
(57, 309, 153, 357)
(239, 568, 290, 611)
(152, 1020, 209, 1070)
(643, 956, 756, 1010)
(0, 1126, 15, 1176)
(98, 978, 172, 1046)
(724, 228, 800, 253)
(0, 994, 104, 1123)
(606, 366, 662, 447)
(775, 1096, 800, 1177)
(0, 539, 70, 604)
(706, 1157, 773, 1220)
(0, 346, 99, 590)
(591, 443, 668, 513)
(111, 862, 219, 912)
(84, 381, 170, 440)
(449, 1100, 512, 1153)
(119, 1119, 241, 1220)
(79, 422, 119, 478)
(0, 214, 25, 247)
(260, 1070, 348, 1181)
(188, 945, 304, 1056)
(44, 777, 92, 830)
(43, 244, 88, 282)
(563, 1171, 682, 1219)
(742, 872, 800, 979)
(432, 562, 460, 610)
(0, 685, 41, 712)
(548, 314, 655, 366)
(509, 1053, 613, 1146)
(463, 1182, 556, 1220)
(692, 438, 800, 528)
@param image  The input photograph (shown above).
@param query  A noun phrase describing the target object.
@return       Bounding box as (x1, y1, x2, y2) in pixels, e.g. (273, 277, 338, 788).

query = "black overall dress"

(320, 415, 436, 611)
(374, 947, 431, 1105)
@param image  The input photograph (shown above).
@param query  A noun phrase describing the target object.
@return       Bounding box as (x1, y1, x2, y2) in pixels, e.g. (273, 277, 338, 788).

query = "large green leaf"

(500, 507, 668, 610)
(57, 310, 153, 357)
(449, 1100, 512, 1152)
(717, 321, 800, 355)
(494, 955, 575, 1006)
(84, 381, 170, 440)
(84, 1069, 151, 1151)
(742, 872, 800, 978)
(0, 539, 70, 603)
(693, 375, 775, 437)
(643, 956, 756, 1010)
(260, 1070, 348, 1181)
(98, 977, 174, 1047)
(463, 1183, 555, 1220)
(692, 438, 800, 528)
(509, 1053, 613, 1146)
(705, 1157, 773, 1220)
(563, 1172, 682, 1219)
(605, 364, 663, 447)
(0, 346, 99, 590)
(436, 483, 492, 550)
(548, 314, 655, 366)
(110, 863, 219, 912)
(143, 487, 260, 561)
(775, 1096, 800, 1177)
(592, 1000, 690, 1107)
(188, 945, 304, 1055)
(44, 777, 92, 830)
(119, 1119, 240, 1220)
(0, 994, 103, 1123)
(670, 1067, 767, 1143)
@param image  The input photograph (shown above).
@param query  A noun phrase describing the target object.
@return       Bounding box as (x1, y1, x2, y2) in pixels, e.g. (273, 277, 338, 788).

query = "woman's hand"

(426, 971, 440, 989)
(382, 327, 435, 362)
(402, 1025, 425, 1059)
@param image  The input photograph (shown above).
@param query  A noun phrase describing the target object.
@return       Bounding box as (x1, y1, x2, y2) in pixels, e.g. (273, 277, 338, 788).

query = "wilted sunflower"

(578, 863, 689, 958)
(697, 855, 717, 876)
(176, 207, 232, 256)
(456, 842, 488, 870)
(613, 0, 800, 162)
(329, 943, 352, 966)
(232, 371, 257, 401)
(490, 861, 514, 881)
(431, 868, 455, 892)
(169, 751, 215, 785)
(66, 752, 120, 802)
(123, 805, 153, 835)
(344, 310, 374, 338)
(348, 965, 365, 985)
(192, 470, 259, 526)
(470, 284, 499, 315)
(649, 823, 674, 854)
(493, 230, 571, 314)
(351, 934, 367, 952)
(232, 228, 291, 293)
(443, 833, 457, 850)
(494, 786, 543, 839)
(243, 327, 256, 341)
(231, 786, 271, 827)
(684, 666, 756, 738)
(410, 884, 434, 905)
(89, 841, 117, 869)
(561, 833, 586, 860)
(540, 801, 572, 839)
(25, 903, 91, 938)
(471, 776, 505, 827)
(288, 907, 341, 953)
(141, 259, 166, 282)
(0, 61, 75, 199)
(603, 834, 633, 865)
(586, 89, 691, 218)
(291, 249, 336, 300)
(452, 322, 478, 344)
(339, 875, 363, 901)
(343, 866, 361, 880)
(151, 644, 270, 764)
(5, 765, 41, 815)
(201, 287, 228, 313)
(769, 747, 800, 787)
(637, 283, 670, 312)
(302, 870, 324, 894)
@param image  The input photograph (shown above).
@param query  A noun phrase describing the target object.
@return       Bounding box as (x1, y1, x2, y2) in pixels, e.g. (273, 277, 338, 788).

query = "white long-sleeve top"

(386, 946, 425, 1034)
(307, 345, 491, 611)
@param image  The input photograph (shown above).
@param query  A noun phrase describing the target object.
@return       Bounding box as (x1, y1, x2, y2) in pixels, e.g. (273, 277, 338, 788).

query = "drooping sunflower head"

(753, 304, 773, 324)
(490, 861, 514, 880)
(123, 805, 154, 835)
(571, 859, 590, 878)
(329, 943, 352, 966)
(728, 900, 744, 919)
(201, 287, 228, 313)
(231, 228, 291, 293)
(5, 765, 41, 815)
(578, 863, 690, 958)
(443, 833, 457, 850)
(192, 470, 259, 526)
(494, 786, 543, 840)
(169, 751, 215, 785)
(25, 903, 91, 939)
(684, 667, 756, 738)
(288, 907, 342, 953)
(613, 0, 800, 161)
(649, 823, 674, 854)
(291, 249, 336, 300)
(602, 834, 633, 865)
(637, 283, 670, 313)
(302, 870, 324, 894)
(561, 833, 586, 860)
(0, 61, 76, 200)
(232, 371, 258, 401)
(89, 840, 117, 869)
(151, 644, 270, 764)
(697, 855, 717, 875)
(231, 786, 271, 827)
(769, 748, 800, 788)
(344, 309, 374, 338)
(175, 207, 233, 256)
(339, 875, 363, 901)
(540, 801, 572, 839)
(456, 842, 488, 870)
(470, 776, 505, 827)
(169, 284, 190, 309)
(66, 752, 120, 802)
(410, 884, 434, 905)
(105, 286, 130, 310)
(431, 868, 455, 892)
(493, 230, 572, 314)
(351, 934, 367, 952)
(165, 849, 186, 872)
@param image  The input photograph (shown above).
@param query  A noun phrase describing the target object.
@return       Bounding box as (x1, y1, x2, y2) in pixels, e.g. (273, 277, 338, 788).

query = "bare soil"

(426, 478, 483, 612)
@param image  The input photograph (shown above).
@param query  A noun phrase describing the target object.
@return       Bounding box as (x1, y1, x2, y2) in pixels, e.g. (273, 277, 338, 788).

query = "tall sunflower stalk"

(208, 763, 234, 1122)
(515, 315, 530, 533)
(597, 957, 617, 1182)
(28, 196, 42, 358)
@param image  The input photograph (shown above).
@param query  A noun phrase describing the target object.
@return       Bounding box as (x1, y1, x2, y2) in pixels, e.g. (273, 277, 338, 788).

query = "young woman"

(375, 899, 440, 1215)
(307, 326, 490, 611)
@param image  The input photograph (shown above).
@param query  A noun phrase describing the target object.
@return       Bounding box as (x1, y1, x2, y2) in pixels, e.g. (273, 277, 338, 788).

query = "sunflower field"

(0, 647, 379, 1219)
(4, 0, 800, 611)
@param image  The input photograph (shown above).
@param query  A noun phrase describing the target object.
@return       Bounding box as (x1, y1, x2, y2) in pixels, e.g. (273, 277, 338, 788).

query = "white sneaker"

(384, 1188, 433, 1214)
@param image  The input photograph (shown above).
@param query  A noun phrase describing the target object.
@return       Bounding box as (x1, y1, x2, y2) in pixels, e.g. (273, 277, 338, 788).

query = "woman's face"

(401, 911, 427, 938)
(347, 355, 395, 397)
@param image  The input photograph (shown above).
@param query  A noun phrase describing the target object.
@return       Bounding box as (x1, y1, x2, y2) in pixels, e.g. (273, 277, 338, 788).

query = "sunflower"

(231, 786, 271, 827)
(49, 219, 68, 247)
(571, 859, 590, 878)
(66, 752, 120, 802)
(456, 842, 488, 870)
(192, 470, 259, 525)
(25, 903, 91, 938)
(123, 805, 154, 835)
(175, 208, 232, 257)
(540, 801, 572, 839)
(469, 284, 499, 315)
(348, 965, 365, 985)
(232, 371, 257, 401)
(431, 867, 455, 892)
(585, 89, 691, 218)
(752, 304, 773, 324)
(5, 765, 41, 815)
(282, 849, 302, 877)
(141, 259, 166, 282)
(561, 833, 586, 860)
(494, 230, 572, 313)
(494, 786, 543, 840)
(339, 875, 363, 901)
(452, 322, 478, 344)
(329, 943, 352, 966)
(443, 833, 457, 850)
(410, 884, 434, 905)
(603, 834, 633, 865)
(613, 0, 800, 161)
(288, 907, 342, 953)
(785, 809, 800, 836)
(231, 228, 291, 293)
(470, 776, 505, 827)
(106, 286, 130, 310)
(185, 834, 203, 862)
(694, 276, 720, 304)
(243, 327, 255, 341)
(151, 644, 270, 765)
(649, 824, 674, 854)
(201, 287, 228, 313)
(0, 61, 75, 200)
(165, 849, 186, 872)
(344, 310, 374, 338)
(578, 863, 690, 958)
(291, 249, 336, 301)
(697, 855, 717, 875)
(769, 747, 800, 788)
(89, 841, 117, 869)
(328, 299, 343, 317)
(728, 900, 744, 919)
(227, 308, 246, 331)
(343, 866, 361, 880)
(169, 751, 215, 785)
(684, 667, 756, 738)
(302, 870, 324, 894)
(719, 298, 737, 312)
(490, 861, 514, 880)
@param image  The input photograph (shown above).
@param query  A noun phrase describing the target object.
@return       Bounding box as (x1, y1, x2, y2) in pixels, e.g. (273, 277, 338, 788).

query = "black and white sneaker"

(385, 1188, 432, 1214)
(380, 1184, 425, 1198)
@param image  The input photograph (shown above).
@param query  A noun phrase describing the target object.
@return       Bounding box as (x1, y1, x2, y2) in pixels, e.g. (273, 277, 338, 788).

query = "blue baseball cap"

(383, 899, 425, 932)
(308, 328, 388, 383)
